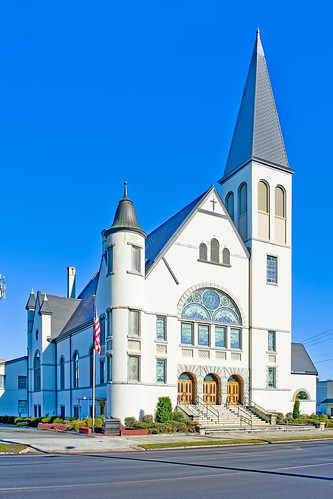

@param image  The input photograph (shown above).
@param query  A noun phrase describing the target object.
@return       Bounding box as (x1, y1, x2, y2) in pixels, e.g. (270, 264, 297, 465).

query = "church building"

(1, 31, 317, 422)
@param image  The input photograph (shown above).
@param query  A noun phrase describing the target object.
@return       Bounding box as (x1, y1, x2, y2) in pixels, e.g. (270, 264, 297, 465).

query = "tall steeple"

(221, 29, 289, 180)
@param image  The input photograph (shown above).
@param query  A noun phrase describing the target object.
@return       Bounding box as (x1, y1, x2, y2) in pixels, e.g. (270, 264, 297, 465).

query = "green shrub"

(155, 397, 173, 423)
(94, 418, 103, 429)
(172, 411, 186, 422)
(14, 417, 23, 424)
(16, 421, 28, 427)
(41, 417, 51, 423)
(142, 414, 153, 424)
(53, 417, 65, 424)
(292, 399, 300, 419)
(124, 417, 137, 428)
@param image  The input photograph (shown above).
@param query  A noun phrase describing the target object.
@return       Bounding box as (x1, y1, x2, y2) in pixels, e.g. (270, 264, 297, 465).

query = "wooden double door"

(203, 378, 217, 405)
(178, 378, 193, 404)
(227, 378, 240, 404)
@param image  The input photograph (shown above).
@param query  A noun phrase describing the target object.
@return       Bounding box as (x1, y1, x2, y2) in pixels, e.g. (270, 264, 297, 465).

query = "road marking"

(0, 471, 249, 491)
(281, 462, 333, 470)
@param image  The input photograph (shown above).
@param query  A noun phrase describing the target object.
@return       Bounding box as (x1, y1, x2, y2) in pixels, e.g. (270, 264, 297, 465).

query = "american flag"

(93, 301, 101, 355)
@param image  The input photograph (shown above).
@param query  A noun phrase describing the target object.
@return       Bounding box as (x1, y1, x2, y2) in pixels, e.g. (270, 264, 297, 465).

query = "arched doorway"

(203, 374, 218, 405)
(178, 373, 194, 404)
(227, 375, 241, 404)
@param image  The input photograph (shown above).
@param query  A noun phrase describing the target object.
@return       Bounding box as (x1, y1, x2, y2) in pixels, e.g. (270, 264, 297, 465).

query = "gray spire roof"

(25, 289, 36, 310)
(105, 182, 146, 238)
(39, 293, 52, 315)
(221, 30, 289, 179)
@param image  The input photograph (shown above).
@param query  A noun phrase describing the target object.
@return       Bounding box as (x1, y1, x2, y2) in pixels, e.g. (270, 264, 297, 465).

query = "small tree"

(293, 399, 300, 419)
(155, 397, 173, 422)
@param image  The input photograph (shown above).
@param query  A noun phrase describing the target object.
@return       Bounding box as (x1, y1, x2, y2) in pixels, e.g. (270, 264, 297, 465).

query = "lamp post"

(0, 275, 5, 300)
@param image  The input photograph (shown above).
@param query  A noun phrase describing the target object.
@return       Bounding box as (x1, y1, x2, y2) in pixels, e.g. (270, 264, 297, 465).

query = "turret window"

(107, 246, 113, 274)
(267, 255, 278, 284)
(131, 245, 141, 273)
(129, 309, 140, 337)
(100, 315, 106, 345)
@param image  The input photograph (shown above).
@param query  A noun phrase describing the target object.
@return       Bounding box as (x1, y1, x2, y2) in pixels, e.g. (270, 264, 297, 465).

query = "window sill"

(266, 282, 278, 286)
(126, 270, 143, 277)
(198, 259, 231, 268)
(155, 339, 167, 344)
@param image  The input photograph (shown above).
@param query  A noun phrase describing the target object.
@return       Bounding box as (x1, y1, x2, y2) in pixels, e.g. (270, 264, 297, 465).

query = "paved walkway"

(1, 424, 333, 453)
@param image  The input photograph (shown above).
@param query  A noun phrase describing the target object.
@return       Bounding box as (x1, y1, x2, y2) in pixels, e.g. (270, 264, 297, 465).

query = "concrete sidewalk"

(1, 424, 333, 454)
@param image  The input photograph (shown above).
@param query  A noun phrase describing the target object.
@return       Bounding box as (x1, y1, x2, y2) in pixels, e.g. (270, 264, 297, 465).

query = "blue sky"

(1, 1, 332, 379)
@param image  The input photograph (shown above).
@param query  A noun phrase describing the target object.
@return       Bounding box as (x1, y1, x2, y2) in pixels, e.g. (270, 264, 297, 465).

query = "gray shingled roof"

(25, 291, 36, 310)
(77, 271, 99, 300)
(56, 293, 94, 340)
(145, 187, 211, 273)
(222, 31, 289, 179)
(36, 291, 81, 340)
(291, 343, 318, 375)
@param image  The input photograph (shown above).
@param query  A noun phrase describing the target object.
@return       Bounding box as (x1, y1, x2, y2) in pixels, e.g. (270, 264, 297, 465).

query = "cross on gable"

(210, 197, 217, 212)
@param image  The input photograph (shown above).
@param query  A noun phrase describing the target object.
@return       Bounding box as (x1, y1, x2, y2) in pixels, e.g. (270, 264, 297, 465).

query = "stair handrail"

(225, 400, 253, 429)
(195, 395, 220, 424)
(243, 396, 271, 423)
(177, 397, 219, 424)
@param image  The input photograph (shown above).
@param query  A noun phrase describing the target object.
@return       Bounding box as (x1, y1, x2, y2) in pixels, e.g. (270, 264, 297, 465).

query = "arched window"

(199, 243, 207, 261)
(275, 186, 286, 243)
(73, 352, 79, 388)
(60, 356, 65, 390)
(238, 183, 247, 240)
(258, 180, 270, 240)
(225, 192, 234, 221)
(222, 248, 230, 265)
(100, 315, 106, 345)
(210, 238, 220, 263)
(297, 391, 308, 400)
(34, 351, 41, 391)
(90, 347, 94, 386)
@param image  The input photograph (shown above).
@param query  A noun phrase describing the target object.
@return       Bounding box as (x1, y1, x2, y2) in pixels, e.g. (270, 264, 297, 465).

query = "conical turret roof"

(108, 183, 146, 237)
(25, 289, 36, 310)
(221, 30, 289, 180)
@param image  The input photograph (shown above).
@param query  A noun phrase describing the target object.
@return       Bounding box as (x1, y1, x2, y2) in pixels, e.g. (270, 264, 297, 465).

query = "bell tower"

(219, 31, 294, 412)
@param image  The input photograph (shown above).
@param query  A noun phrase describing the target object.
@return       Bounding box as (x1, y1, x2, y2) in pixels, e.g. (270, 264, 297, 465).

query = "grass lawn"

(138, 434, 333, 450)
(0, 443, 28, 454)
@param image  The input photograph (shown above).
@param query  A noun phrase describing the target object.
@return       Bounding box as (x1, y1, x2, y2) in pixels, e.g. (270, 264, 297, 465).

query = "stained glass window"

(230, 328, 241, 349)
(198, 324, 209, 346)
(215, 327, 226, 347)
(156, 316, 166, 341)
(156, 359, 166, 383)
(267, 256, 277, 283)
(268, 331, 276, 351)
(181, 323, 193, 345)
(181, 288, 241, 325)
(268, 367, 276, 388)
(128, 356, 139, 381)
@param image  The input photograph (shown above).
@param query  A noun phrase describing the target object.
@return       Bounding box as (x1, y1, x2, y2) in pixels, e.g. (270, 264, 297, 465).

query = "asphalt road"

(1, 441, 333, 498)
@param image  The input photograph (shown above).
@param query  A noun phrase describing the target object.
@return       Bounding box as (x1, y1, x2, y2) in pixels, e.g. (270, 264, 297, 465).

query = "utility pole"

(0, 274, 6, 300)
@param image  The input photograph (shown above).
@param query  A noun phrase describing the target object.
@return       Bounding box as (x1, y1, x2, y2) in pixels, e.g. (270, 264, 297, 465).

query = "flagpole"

(92, 347, 95, 433)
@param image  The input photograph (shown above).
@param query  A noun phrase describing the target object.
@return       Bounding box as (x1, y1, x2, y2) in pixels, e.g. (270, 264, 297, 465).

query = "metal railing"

(177, 396, 220, 424)
(242, 396, 271, 423)
(225, 400, 253, 429)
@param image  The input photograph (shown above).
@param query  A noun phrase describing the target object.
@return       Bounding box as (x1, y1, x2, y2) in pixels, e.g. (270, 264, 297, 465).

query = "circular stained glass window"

(202, 289, 220, 310)
(192, 292, 201, 302)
